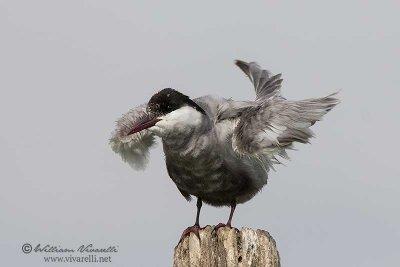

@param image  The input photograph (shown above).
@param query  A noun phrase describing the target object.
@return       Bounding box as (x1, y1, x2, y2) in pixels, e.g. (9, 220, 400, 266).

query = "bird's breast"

(162, 127, 267, 205)
(163, 133, 228, 192)
(166, 143, 223, 182)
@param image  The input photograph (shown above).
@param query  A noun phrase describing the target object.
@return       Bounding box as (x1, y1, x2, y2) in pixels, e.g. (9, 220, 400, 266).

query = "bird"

(109, 60, 339, 239)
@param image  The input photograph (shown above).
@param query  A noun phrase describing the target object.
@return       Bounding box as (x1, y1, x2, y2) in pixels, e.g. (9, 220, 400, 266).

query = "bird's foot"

(214, 223, 231, 231)
(180, 224, 202, 241)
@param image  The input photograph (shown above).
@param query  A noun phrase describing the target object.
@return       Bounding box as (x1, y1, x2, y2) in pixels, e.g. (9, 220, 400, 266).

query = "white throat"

(149, 106, 204, 137)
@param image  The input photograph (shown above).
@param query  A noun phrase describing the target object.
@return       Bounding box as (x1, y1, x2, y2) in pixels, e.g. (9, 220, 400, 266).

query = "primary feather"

(235, 59, 283, 101)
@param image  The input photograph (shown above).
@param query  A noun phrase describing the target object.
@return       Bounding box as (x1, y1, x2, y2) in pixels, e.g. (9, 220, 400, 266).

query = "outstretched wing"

(232, 94, 339, 156)
(109, 104, 157, 170)
(235, 59, 283, 101)
(221, 60, 339, 158)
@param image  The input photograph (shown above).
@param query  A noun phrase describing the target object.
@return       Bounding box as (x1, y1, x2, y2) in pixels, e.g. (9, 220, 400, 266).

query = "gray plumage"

(110, 60, 339, 207)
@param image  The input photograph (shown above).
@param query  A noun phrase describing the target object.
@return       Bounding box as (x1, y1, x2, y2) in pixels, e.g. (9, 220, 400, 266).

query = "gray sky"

(1, 1, 399, 266)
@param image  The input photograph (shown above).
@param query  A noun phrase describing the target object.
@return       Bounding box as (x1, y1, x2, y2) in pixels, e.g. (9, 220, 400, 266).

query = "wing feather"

(235, 59, 283, 101)
(233, 93, 339, 156)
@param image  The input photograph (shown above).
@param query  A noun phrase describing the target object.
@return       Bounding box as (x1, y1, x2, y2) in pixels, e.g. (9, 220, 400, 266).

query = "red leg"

(180, 198, 203, 240)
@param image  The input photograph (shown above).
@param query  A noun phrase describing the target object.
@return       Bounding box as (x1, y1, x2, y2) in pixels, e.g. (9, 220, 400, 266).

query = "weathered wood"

(173, 226, 280, 267)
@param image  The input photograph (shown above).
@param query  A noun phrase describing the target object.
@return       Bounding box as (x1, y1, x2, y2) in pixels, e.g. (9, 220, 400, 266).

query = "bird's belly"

(166, 153, 264, 206)
(167, 154, 226, 193)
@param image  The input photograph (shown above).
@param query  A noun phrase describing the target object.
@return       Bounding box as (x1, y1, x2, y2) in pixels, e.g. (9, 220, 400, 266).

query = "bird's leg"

(180, 198, 202, 240)
(194, 197, 202, 227)
(215, 200, 237, 230)
(226, 200, 236, 227)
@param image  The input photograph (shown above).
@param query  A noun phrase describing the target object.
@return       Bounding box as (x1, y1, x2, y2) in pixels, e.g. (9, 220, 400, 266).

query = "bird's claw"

(214, 223, 230, 231)
(179, 225, 201, 242)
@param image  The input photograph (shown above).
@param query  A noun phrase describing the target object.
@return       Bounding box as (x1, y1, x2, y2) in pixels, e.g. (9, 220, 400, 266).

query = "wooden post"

(173, 226, 280, 267)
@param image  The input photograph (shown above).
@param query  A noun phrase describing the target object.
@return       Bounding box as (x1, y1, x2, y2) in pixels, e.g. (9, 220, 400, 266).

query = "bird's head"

(128, 88, 206, 137)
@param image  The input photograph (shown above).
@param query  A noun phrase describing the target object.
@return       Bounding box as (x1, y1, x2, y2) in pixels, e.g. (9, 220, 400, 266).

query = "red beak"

(128, 118, 161, 135)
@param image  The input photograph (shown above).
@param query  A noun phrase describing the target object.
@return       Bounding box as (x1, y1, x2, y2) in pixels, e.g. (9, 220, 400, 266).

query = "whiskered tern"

(110, 60, 339, 239)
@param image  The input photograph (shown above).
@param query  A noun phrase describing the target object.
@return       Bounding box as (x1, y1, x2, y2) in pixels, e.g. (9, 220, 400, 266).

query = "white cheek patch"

(151, 106, 203, 136)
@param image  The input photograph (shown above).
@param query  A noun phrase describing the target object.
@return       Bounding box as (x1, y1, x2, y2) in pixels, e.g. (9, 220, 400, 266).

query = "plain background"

(1, 1, 399, 266)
